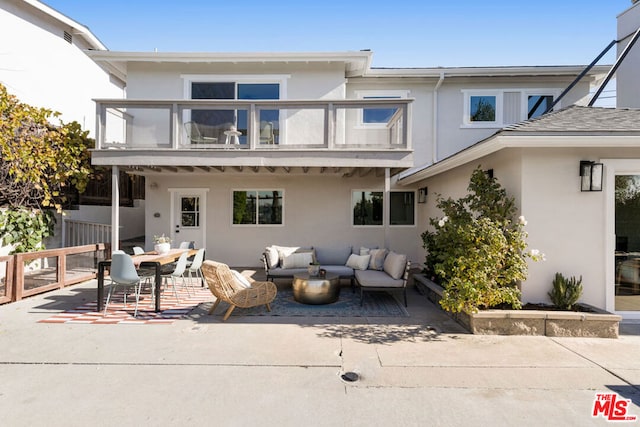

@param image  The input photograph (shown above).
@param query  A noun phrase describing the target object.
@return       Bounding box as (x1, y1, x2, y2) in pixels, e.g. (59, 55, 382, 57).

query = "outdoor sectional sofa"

(261, 245, 411, 306)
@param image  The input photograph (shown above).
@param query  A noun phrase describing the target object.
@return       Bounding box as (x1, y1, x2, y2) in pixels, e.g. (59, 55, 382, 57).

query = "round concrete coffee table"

(292, 272, 340, 304)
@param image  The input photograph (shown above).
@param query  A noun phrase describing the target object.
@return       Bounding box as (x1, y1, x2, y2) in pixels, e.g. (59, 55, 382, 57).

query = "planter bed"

(413, 274, 621, 339)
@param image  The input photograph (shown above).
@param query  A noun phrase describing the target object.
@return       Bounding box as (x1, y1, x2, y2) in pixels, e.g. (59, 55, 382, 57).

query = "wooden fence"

(0, 244, 106, 304)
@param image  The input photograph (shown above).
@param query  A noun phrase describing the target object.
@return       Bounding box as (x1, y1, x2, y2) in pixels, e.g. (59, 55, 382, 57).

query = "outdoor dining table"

(96, 248, 198, 313)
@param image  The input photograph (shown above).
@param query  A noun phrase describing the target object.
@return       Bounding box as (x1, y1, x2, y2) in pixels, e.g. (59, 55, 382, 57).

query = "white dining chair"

(186, 248, 205, 290)
(104, 252, 151, 317)
(162, 251, 190, 300)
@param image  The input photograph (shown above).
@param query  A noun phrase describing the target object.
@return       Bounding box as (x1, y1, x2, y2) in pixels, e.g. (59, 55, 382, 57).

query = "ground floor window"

(352, 190, 415, 226)
(233, 190, 283, 225)
(390, 191, 415, 226)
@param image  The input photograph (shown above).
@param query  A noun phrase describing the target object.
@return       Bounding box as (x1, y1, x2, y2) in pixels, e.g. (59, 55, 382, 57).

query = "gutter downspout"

(432, 72, 445, 164)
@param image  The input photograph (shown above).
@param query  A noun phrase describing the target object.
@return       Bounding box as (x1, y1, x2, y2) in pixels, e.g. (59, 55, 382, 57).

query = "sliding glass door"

(191, 82, 279, 145)
(614, 174, 640, 312)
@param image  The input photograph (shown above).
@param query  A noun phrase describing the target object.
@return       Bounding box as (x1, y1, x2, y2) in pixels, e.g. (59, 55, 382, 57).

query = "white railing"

(94, 98, 412, 151)
(63, 219, 112, 247)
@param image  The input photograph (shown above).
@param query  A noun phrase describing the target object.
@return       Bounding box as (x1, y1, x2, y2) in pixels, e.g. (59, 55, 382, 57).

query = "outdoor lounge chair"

(184, 121, 218, 144)
(201, 260, 277, 321)
(259, 121, 275, 144)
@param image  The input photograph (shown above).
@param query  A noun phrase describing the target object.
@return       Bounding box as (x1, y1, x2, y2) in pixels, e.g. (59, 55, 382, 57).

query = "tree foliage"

(0, 83, 94, 253)
(0, 83, 93, 212)
(422, 166, 544, 314)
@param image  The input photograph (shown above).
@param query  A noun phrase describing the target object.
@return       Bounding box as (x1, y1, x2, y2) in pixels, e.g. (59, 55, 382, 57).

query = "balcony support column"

(110, 165, 120, 253)
(384, 167, 390, 249)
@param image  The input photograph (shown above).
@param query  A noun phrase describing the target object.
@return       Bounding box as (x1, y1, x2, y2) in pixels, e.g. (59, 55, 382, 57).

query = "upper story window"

(462, 91, 501, 128)
(470, 95, 497, 122)
(526, 94, 554, 119)
(463, 89, 559, 128)
(356, 90, 409, 128)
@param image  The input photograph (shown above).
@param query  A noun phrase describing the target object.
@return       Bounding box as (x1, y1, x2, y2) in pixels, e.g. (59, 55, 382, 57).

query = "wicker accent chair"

(201, 260, 277, 321)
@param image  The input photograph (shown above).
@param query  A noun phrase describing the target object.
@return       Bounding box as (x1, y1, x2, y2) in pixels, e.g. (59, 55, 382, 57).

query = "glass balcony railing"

(94, 99, 412, 151)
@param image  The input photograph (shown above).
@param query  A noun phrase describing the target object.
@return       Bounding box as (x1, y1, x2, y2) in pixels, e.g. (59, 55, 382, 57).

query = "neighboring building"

(617, 0, 640, 108)
(0, 0, 124, 133)
(0, 0, 143, 244)
(87, 50, 606, 268)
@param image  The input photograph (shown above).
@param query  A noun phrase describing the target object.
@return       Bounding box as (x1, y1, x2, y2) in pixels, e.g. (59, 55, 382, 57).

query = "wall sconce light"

(580, 161, 603, 192)
(149, 182, 158, 190)
(418, 187, 428, 204)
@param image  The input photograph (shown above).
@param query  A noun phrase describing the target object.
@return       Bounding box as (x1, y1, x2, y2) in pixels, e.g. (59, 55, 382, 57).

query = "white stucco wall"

(143, 173, 422, 267)
(617, 1, 640, 108)
(0, 1, 123, 135)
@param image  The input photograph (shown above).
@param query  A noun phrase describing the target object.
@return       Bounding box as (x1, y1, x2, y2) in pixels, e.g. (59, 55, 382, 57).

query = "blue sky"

(44, 0, 632, 68)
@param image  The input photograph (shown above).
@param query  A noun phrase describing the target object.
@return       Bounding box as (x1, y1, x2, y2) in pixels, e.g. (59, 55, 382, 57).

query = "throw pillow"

(368, 248, 388, 270)
(273, 245, 300, 264)
(281, 251, 314, 269)
(264, 246, 279, 269)
(359, 246, 371, 256)
(230, 270, 252, 288)
(383, 251, 407, 280)
(346, 254, 370, 271)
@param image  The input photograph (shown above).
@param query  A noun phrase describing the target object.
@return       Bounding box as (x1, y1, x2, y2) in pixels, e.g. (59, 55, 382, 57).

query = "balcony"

(92, 99, 414, 172)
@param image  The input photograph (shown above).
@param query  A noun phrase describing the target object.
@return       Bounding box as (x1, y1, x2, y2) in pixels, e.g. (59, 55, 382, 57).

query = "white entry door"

(170, 189, 208, 249)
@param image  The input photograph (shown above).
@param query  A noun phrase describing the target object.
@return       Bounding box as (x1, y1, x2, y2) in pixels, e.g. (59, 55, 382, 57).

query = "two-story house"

(87, 49, 606, 270)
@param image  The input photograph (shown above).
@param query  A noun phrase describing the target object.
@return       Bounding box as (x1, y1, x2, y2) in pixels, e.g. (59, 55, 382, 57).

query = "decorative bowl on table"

(154, 242, 170, 255)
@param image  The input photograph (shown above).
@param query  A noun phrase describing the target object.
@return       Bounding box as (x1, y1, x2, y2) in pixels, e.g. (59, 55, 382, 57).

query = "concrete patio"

(1, 277, 640, 426)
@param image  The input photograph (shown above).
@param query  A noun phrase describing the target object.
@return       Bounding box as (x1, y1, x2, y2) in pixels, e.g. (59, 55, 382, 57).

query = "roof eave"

(21, 0, 107, 50)
(398, 133, 640, 185)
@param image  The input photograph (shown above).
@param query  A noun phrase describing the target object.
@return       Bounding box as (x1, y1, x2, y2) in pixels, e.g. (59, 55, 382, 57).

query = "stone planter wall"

(413, 274, 621, 338)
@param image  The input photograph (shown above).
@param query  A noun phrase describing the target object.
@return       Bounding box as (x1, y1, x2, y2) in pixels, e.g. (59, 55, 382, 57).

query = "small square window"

(527, 95, 553, 119)
(470, 95, 496, 122)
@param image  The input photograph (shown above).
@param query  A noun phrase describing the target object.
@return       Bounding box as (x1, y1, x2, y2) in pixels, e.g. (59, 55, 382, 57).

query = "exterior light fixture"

(580, 161, 603, 192)
(418, 187, 428, 203)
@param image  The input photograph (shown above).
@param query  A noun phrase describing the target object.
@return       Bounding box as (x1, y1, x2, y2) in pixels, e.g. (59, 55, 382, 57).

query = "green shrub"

(548, 272, 583, 310)
(422, 166, 544, 314)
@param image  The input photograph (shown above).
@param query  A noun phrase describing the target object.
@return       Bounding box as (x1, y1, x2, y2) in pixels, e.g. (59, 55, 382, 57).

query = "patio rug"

(38, 286, 213, 325)
(225, 289, 409, 318)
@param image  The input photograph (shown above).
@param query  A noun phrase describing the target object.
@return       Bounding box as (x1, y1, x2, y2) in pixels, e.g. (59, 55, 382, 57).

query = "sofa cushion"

(346, 254, 370, 271)
(268, 267, 308, 277)
(281, 251, 314, 269)
(368, 248, 388, 270)
(264, 246, 280, 269)
(355, 270, 404, 288)
(322, 265, 355, 278)
(315, 246, 352, 265)
(383, 251, 407, 280)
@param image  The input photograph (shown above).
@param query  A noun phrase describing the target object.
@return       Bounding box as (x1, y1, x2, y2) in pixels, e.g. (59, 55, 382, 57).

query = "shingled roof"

(502, 105, 640, 133)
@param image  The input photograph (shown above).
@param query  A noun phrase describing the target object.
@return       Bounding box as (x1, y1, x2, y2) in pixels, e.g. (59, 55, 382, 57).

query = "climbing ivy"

(0, 208, 55, 254)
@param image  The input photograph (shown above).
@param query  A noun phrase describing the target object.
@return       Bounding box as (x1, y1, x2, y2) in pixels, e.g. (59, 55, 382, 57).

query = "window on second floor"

(527, 94, 554, 119)
(356, 90, 409, 128)
(463, 89, 559, 128)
